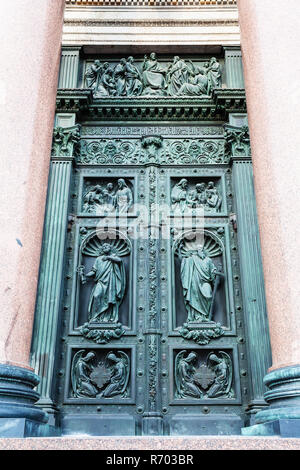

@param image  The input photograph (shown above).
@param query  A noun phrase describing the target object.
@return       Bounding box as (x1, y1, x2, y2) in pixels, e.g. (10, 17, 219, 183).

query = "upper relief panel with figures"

(84, 54, 222, 99)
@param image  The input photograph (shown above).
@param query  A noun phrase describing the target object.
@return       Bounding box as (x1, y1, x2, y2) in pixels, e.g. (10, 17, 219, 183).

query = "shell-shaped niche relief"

(76, 230, 132, 344)
(174, 231, 227, 344)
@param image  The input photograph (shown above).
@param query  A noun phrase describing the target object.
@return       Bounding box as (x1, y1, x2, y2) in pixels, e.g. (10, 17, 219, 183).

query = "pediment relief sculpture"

(84, 54, 221, 99)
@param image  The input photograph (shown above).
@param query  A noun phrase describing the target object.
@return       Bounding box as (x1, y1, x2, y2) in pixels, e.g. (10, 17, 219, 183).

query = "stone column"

(0, 0, 65, 436)
(237, 0, 300, 435)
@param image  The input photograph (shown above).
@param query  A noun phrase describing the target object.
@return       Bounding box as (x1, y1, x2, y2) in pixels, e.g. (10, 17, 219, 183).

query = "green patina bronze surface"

(30, 49, 274, 437)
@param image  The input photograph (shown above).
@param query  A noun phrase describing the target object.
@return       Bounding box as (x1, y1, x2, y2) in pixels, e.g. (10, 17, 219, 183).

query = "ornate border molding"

(66, 0, 236, 6)
(64, 19, 238, 27)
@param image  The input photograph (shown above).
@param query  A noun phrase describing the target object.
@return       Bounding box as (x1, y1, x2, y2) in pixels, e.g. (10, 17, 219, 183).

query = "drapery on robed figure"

(72, 351, 98, 398)
(84, 243, 126, 323)
(99, 352, 130, 398)
(125, 56, 143, 96)
(175, 351, 202, 399)
(142, 52, 167, 95)
(171, 179, 188, 213)
(166, 56, 189, 96)
(180, 247, 217, 322)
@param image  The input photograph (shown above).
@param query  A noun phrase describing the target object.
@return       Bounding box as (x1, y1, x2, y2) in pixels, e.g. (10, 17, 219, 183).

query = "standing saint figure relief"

(180, 245, 222, 323)
(81, 242, 126, 324)
(171, 178, 188, 213)
(114, 178, 134, 213)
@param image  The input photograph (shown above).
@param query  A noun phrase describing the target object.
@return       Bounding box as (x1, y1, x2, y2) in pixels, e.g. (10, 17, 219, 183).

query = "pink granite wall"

(0, 0, 65, 368)
(237, 0, 300, 371)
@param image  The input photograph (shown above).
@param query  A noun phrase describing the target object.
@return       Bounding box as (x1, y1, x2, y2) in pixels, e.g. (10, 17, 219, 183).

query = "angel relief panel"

(173, 349, 235, 402)
(70, 348, 132, 401)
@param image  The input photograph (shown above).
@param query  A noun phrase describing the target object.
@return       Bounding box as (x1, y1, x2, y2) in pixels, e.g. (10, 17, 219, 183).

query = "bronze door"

(54, 122, 250, 436)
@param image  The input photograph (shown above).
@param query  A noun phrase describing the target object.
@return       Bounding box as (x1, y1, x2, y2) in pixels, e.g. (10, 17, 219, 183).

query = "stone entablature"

(66, 0, 237, 6)
(63, 1, 240, 46)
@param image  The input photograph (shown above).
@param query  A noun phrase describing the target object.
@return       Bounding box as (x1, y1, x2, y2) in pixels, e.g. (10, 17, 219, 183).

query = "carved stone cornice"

(56, 89, 92, 112)
(213, 89, 247, 112)
(56, 88, 246, 121)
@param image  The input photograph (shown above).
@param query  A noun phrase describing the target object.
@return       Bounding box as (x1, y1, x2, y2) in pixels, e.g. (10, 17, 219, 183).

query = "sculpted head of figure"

(120, 58, 126, 65)
(127, 56, 134, 63)
(174, 56, 179, 63)
(94, 60, 101, 67)
(207, 181, 215, 189)
(196, 183, 206, 192)
(117, 178, 126, 189)
(178, 179, 188, 189)
(107, 353, 118, 363)
(94, 185, 103, 194)
(197, 245, 207, 259)
(83, 352, 96, 363)
(103, 62, 109, 69)
(102, 243, 112, 255)
(150, 52, 156, 60)
(209, 354, 221, 365)
(186, 352, 197, 363)
(107, 183, 114, 192)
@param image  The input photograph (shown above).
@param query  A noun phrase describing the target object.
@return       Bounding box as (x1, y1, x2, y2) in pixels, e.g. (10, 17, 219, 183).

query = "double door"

(56, 123, 250, 436)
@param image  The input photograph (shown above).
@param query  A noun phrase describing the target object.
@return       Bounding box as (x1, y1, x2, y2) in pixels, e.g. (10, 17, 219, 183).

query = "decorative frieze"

(78, 137, 226, 165)
(84, 55, 221, 99)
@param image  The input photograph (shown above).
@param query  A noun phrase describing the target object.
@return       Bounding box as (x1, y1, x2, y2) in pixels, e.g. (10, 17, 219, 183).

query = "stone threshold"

(0, 436, 299, 450)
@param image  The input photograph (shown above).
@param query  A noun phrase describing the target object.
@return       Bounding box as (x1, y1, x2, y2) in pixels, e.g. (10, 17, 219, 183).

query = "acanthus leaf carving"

(78, 137, 226, 165)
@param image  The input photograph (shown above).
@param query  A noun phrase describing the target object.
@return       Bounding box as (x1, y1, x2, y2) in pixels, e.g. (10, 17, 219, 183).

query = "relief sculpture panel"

(82, 178, 134, 215)
(174, 350, 234, 401)
(71, 349, 131, 400)
(84, 54, 222, 98)
(77, 231, 132, 344)
(173, 231, 227, 345)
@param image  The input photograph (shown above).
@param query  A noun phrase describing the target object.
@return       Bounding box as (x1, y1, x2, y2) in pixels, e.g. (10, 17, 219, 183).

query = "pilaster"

(58, 47, 81, 89)
(31, 118, 77, 422)
(229, 127, 272, 420)
(224, 46, 245, 89)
